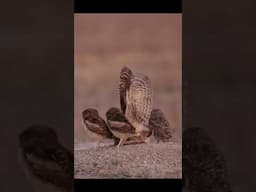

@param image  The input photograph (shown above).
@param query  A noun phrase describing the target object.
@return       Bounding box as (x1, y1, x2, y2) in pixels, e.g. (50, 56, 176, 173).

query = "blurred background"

(74, 14, 182, 147)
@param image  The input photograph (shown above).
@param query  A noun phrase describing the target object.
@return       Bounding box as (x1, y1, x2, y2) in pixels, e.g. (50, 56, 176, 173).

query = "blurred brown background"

(74, 14, 182, 144)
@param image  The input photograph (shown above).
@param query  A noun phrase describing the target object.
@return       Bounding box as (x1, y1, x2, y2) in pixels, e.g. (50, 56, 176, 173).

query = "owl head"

(82, 108, 99, 120)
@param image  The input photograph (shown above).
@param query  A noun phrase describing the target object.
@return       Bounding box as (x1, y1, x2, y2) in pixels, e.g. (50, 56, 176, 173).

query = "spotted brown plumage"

(119, 66, 153, 139)
(106, 107, 137, 147)
(18, 125, 73, 192)
(183, 127, 232, 192)
(82, 108, 113, 145)
(149, 109, 172, 143)
(120, 66, 132, 114)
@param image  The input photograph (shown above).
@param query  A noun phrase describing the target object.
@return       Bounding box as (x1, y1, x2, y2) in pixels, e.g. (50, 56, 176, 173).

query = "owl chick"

(149, 109, 172, 143)
(106, 107, 139, 148)
(82, 108, 113, 147)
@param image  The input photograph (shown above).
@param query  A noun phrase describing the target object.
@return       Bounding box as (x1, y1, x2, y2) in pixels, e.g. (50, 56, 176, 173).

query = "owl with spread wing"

(119, 66, 153, 141)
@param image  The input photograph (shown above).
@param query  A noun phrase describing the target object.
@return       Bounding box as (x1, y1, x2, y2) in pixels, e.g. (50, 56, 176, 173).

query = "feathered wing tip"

(120, 66, 133, 114)
(121, 66, 133, 74)
(120, 66, 132, 84)
(120, 66, 133, 83)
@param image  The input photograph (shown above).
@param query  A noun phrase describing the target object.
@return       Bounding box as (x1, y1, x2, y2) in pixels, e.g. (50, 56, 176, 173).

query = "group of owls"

(82, 66, 172, 148)
(17, 67, 232, 191)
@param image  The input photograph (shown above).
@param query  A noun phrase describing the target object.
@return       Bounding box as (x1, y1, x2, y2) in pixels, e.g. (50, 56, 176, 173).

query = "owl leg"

(120, 138, 128, 147)
(144, 136, 151, 144)
(117, 138, 127, 148)
(96, 137, 103, 148)
(117, 139, 124, 148)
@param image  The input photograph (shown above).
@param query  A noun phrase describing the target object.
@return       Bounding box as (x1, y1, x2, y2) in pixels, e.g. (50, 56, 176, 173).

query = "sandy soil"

(74, 141, 181, 179)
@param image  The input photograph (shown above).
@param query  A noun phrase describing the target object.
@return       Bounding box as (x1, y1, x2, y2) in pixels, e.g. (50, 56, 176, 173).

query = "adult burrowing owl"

(120, 66, 153, 140)
(82, 108, 113, 146)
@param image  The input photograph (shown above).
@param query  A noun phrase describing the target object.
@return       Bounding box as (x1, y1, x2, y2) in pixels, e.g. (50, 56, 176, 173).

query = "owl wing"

(107, 120, 136, 133)
(126, 75, 152, 125)
(106, 107, 136, 134)
(120, 91, 127, 114)
(119, 67, 132, 114)
(84, 118, 110, 137)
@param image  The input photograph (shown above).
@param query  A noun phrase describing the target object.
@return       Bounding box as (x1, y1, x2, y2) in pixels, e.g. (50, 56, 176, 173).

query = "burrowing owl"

(82, 108, 113, 146)
(106, 107, 138, 148)
(149, 109, 172, 143)
(120, 66, 153, 140)
(183, 127, 232, 192)
(18, 125, 73, 192)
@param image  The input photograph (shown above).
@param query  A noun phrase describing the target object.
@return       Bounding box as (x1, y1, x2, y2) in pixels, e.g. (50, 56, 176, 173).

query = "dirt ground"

(75, 141, 182, 179)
